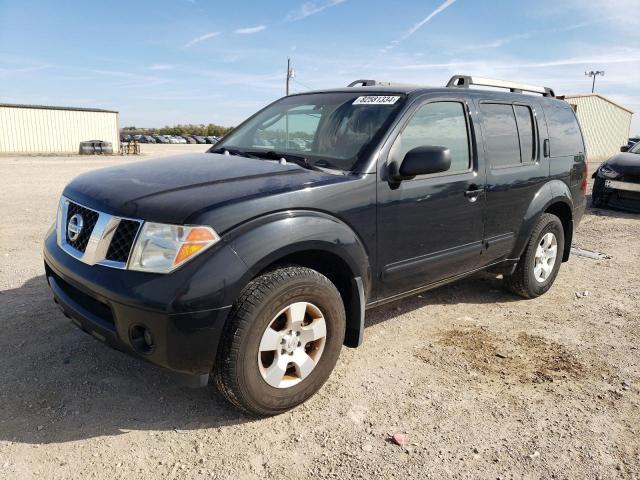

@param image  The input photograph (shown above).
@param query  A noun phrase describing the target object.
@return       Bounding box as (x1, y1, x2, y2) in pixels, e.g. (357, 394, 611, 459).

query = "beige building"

(562, 94, 633, 162)
(0, 103, 119, 154)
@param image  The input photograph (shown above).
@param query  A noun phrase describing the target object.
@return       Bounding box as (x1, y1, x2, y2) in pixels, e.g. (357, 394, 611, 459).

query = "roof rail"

(348, 79, 377, 87)
(446, 75, 555, 97)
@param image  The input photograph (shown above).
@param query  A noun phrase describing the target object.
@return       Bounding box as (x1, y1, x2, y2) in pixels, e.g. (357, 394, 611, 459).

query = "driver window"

(391, 101, 470, 173)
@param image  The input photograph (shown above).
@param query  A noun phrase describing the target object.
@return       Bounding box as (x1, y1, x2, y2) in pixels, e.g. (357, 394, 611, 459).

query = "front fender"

(223, 210, 372, 301)
(511, 180, 574, 260)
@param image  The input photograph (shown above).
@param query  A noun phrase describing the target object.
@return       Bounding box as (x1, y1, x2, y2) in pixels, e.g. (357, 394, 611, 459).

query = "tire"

(504, 213, 565, 299)
(214, 266, 346, 416)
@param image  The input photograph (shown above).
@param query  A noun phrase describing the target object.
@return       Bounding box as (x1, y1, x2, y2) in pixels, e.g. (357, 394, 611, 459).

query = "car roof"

(291, 85, 570, 108)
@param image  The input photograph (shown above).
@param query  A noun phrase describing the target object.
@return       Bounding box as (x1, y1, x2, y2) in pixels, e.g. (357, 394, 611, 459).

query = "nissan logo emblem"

(67, 213, 84, 242)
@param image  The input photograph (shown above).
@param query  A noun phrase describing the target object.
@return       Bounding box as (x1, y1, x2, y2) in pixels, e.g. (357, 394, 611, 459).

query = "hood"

(603, 152, 640, 174)
(63, 153, 345, 225)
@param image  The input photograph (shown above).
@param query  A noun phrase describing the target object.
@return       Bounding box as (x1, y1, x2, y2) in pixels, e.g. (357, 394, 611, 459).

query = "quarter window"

(391, 101, 470, 173)
(546, 106, 584, 157)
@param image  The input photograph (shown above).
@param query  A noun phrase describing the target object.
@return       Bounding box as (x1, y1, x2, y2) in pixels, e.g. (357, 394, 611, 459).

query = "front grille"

(620, 174, 640, 184)
(58, 196, 143, 269)
(66, 202, 99, 252)
(106, 219, 141, 263)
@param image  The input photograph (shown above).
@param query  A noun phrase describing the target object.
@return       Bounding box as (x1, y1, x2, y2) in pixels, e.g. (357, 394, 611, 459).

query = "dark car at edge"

(592, 141, 640, 212)
(43, 75, 587, 416)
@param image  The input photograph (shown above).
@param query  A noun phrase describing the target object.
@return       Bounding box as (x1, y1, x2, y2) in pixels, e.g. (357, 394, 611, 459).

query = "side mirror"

(390, 146, 451, 181)
(621, 145, 630, 152)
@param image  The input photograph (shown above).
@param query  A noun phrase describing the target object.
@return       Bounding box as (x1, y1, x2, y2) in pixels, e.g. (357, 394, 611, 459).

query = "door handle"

(464, 184, 484, 202)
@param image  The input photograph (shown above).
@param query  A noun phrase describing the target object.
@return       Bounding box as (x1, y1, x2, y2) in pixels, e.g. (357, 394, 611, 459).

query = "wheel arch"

(512, 181, 574, 262)
(223, 210, 372, 348)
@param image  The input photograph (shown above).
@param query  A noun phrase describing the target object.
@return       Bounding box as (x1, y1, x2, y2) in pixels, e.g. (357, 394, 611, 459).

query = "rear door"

(475, 99, 547, 264)
(376, 95, 486, 299)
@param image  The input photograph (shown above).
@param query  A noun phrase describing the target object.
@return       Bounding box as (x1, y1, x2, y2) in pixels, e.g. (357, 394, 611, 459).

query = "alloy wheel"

(257, 302, 327, 388)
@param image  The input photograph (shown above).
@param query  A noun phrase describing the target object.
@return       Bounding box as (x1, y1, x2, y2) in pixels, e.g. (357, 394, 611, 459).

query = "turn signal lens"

(185, 227, 217, 242)
(174, 227, 218, 265)
(129, 223, 220, 273)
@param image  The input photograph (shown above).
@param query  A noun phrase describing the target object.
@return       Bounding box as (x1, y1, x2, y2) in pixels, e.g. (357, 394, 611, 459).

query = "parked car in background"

(173, 136, 187, 144)
(153, 135, 169, 144)
(120, 134, 132, 143)
(144, 135, 157, 144)
(182, 135, 197, 144)
(206, 136, 219, 144)
(193, 135, 207, 144)
(592, 141, 640, 212)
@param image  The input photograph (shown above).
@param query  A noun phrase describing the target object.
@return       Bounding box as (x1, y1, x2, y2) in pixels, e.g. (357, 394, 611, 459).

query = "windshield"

(630, 142, 640, 154)
(212, 92, 406, 171)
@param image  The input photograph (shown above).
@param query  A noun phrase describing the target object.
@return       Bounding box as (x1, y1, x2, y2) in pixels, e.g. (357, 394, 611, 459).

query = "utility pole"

(585, 70, 604, 93)
(286, 58, 294, 96)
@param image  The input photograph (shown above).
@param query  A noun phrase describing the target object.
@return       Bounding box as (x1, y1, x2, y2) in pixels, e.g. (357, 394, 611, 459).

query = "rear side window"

(481, 103, 537, 167)
(480, 103, 521, 167)
(391, 101, 470, 173)
(547, 106, 583, 157)
(514, 105, 535, 162)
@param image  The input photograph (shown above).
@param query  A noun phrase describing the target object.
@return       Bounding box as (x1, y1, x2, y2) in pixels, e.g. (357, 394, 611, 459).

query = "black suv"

(44, 75, 587, 415)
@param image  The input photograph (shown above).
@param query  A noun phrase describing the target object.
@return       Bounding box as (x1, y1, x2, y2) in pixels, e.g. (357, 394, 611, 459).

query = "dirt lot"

(1, 145, 639, 479)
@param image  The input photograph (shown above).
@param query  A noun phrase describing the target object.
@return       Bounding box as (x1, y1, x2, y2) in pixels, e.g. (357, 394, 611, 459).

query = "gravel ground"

(0, 145, 639, 479)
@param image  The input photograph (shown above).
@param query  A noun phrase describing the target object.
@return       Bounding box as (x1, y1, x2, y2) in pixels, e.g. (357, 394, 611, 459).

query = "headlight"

(128, 222, 220, 273)
(598, 165, 619, 179)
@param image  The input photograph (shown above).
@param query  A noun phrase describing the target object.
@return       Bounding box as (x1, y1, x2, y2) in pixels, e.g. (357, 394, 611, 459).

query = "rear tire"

(504, 213, 565, 299)
(214, 266, 345, 416)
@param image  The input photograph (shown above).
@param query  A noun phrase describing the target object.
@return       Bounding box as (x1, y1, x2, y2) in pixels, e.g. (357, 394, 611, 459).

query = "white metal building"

(0, 103, 119, 154)
(562, 94, 633, 162)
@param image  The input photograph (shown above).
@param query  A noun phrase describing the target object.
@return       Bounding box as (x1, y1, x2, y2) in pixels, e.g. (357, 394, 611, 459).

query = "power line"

(292, 78, 314, 91)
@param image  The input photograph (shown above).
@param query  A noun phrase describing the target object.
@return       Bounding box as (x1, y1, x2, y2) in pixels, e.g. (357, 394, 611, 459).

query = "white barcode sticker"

(353, 96, 400, 105)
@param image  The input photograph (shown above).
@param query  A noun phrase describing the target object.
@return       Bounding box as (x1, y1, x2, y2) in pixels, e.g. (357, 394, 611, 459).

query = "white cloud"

(235, 25, 267, 34)
(149, 64, 177, 71)
(381, 0, 457, 53)
(400, 0, 457, 41)
(0, 63, 50, 77)
(183, 31, 220, 49)
(90, 69, 169, 89)
(285, 0, 347, 22)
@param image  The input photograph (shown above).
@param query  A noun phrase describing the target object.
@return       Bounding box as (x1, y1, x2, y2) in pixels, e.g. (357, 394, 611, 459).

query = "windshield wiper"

(209, 147, 258, 159)
(248, 150, 318, 170)
(212, 147, 344, 174)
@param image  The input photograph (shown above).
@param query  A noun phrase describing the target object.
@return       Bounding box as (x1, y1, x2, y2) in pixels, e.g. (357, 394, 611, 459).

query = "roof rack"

(348, 79, 377, 87)
(446, 75, 555, 97)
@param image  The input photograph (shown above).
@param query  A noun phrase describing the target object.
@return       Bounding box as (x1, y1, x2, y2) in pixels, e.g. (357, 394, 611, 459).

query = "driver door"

(376, 97, 485, 300)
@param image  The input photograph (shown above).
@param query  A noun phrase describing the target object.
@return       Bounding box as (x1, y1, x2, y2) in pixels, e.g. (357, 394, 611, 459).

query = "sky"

(1, 0, 638, 134)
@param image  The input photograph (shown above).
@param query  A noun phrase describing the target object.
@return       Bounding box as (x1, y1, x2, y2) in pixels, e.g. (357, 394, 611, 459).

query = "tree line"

(121, 123, 233, 137)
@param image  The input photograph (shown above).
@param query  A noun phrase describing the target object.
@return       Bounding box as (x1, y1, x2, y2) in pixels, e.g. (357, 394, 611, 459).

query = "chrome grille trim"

(57, 196, 142, 269)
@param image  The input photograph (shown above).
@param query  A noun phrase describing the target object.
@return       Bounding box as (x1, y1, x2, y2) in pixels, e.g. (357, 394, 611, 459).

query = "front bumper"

(43, 229, 247, 376)
(593, 177, 640, 213)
